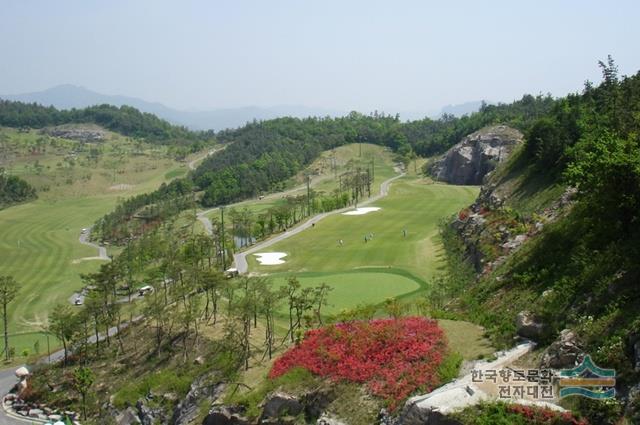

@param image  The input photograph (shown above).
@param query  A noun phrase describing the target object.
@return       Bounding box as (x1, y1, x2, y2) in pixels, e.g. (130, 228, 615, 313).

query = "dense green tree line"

(94, 95, 554, 242)
(93, 178, 196, 242)
(0, 169, 36, 209)
(192, 99, 556, 206)
(0, 100, 212, 145)
(523, 57, 640, 234)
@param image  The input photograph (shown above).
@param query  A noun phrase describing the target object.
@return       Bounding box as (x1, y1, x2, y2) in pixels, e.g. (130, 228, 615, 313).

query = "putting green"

(271, 270, 422, 315)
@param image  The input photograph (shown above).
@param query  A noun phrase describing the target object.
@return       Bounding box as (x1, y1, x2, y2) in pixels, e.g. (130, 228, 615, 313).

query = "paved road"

(196, 207, 217, 234)
(0, 367, 24, 425)
(0, 316, 144, 424)
(78, 227, 109, 261)
(195, 177, 326, 236)
(233, 171, 406, 273)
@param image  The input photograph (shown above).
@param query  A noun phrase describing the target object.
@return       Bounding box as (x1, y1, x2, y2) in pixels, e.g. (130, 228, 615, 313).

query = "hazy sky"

(1, 0, 639, 114)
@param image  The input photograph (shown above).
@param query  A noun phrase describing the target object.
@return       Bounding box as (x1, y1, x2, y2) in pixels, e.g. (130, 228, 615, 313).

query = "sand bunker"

(254, 252, 287, 265)
(109, 183, 134, 191)
(341, 207, 381, 216)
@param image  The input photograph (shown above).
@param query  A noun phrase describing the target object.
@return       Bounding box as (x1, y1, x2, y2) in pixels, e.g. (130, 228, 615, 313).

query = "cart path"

(76, 226, 109, 261)
(0, 317, 142, 424)
(196, 175, 333, 235)
(187, 145, 225, 170)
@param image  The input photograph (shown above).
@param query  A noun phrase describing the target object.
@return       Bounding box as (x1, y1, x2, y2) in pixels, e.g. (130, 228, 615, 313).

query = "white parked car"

(138, 285, 154, 296)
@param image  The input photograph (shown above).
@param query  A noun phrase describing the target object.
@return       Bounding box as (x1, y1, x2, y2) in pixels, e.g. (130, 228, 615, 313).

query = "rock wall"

(430, 125, 523, 185)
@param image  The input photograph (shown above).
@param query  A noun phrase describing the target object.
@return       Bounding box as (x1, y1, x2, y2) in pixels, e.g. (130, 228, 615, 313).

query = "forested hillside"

(0, 171, 36, 209)
(0, 100, 212, 145)
(95, 98, 555, 242)
(440, 58, 640, 423)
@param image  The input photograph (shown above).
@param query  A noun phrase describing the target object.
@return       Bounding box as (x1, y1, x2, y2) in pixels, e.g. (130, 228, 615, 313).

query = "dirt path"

(187, 145, 225, 170)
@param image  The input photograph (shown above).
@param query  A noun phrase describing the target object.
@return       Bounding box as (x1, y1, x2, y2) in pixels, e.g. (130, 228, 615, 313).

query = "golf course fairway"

(247, 178, 479, 286)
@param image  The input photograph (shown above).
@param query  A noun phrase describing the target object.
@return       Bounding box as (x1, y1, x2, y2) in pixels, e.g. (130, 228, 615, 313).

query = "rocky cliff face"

(429, 125, 523, 185)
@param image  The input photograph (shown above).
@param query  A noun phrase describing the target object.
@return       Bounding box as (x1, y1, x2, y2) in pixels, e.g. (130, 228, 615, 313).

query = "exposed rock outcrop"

(171, 376, 225, 425)
(540, 329, 584, 369)
(260, 392, 303, 422)
(202, 405, 250, 425)
(136, 399, 166, 425)
(116, 407, 142, 425)
(630, 332, 640, 372)
(42, 124, 107, 142)
(515, 311, 546, 340)
(430, 125, 523, 185)
(316, 414, 348, 425)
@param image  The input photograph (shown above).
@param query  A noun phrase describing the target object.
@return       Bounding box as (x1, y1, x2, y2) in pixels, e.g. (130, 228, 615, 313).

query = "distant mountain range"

(0, 85, 488, 130)
(439, 100, 487, 117)
(0, 85, 346, 131)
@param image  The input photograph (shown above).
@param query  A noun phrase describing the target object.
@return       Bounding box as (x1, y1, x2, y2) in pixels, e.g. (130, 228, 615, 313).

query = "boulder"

(300, 387, 335, 419)
(136, 399, 165, 425)
(502, 234, 527, 251)
(15, 366, 30, 378)
(625, 383, 640, 423)
(630, 333, 640, 372)
(260, 392, 303, 420)
(171, 374, 224, 425)
(163, 392, 178, 402)
(399, 385, 481, 424)
(430, 125, 523, 185)
(634, 340, 640, 372)
(28, 408, 44, 418)
(202, 405, 250, 425)
(116, 408, 142, 425)
(515, 311, 546, 340)
(540, 329, 584, 369)
(260, 416, 296, 425)
(317, 414, 348, 425)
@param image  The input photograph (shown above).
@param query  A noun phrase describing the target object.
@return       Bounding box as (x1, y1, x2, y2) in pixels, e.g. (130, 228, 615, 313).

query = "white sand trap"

(254, 252, 287, 265)
(109, 183, 135, 191)
(341, 207, 381, 216)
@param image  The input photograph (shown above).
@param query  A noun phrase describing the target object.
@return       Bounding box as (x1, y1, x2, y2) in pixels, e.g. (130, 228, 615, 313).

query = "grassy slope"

(0, 126, 193, 354)
(203, 143, 397, 220)
(443, 148, 569, 341)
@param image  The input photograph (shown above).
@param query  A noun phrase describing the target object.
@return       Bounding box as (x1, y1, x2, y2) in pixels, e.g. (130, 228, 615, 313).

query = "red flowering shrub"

(458, 208, 470, 220)
(508, 404, 589, 425)
(269, 317, 447, 410)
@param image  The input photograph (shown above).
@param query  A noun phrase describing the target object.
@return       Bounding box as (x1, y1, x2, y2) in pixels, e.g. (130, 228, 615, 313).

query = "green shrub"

(437, 351, 463, 383)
